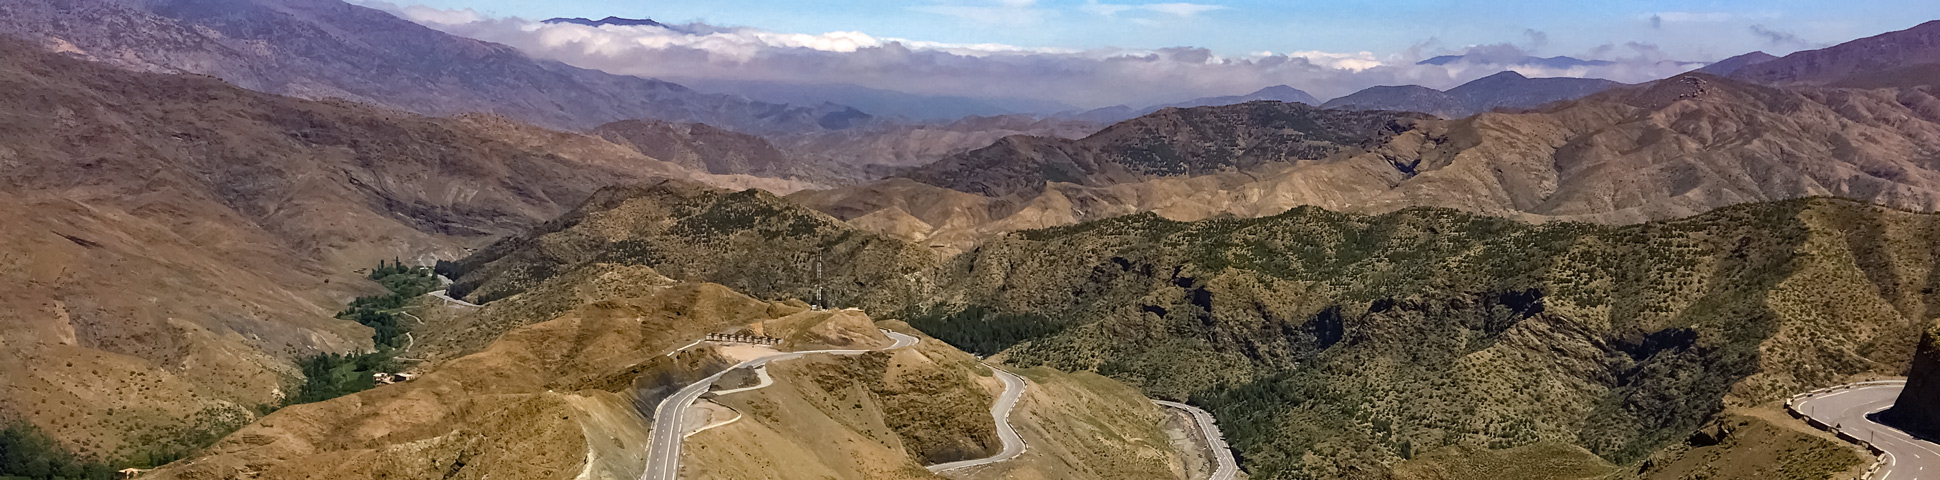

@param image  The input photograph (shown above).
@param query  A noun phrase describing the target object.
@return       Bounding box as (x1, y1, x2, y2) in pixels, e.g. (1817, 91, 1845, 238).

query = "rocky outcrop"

(1888, 320, 1940, 435)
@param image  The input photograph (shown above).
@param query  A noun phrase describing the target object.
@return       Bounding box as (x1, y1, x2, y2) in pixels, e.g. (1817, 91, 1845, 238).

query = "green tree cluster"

(0, 422, 115, 480)
(285, 260, 433, 406)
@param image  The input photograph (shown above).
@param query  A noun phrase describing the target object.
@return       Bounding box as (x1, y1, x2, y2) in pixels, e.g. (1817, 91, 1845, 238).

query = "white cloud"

(373, 4, 1693, 110)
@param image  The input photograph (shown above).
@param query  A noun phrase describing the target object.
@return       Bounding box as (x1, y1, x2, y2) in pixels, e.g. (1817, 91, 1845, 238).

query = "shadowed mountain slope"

(1734, 20, 1940, 89)
(1323, 71, 1621, 118)
(801, 72, 1940, 254)
(0, 34, 807, 461)
(900, 101, 1425, 198)
(912, 197, 1940, 478)
(0, 0, 866, 133)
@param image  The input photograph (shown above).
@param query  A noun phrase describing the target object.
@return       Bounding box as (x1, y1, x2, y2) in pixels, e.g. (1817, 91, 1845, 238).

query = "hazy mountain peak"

(1418, 54, 1614, 69)
(541, 16, 672, 28)
(1694, 51, 1777, 76)
(1733, 19, 1940, 88)
(1249, 85, 1309, 97)
(1326, 70, 1620, 118)
(1474, 70, 1530, 81)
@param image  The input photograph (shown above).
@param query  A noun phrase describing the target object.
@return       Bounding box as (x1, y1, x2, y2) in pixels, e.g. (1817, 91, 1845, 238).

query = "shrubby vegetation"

(0, 422, 115, 480)
(284, 352, 395, 406)
(912, 198, 1933, 478)
(902, 305, 1065, 356)
(284, 260, 432, 406)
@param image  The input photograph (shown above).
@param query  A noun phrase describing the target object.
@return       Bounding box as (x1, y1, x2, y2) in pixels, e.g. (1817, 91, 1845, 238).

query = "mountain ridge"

(1324, 71, 1622, 118)
(0, 0, 870, 133)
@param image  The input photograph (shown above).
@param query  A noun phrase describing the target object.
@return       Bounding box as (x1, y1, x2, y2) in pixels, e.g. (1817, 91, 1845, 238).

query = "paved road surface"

(1155, 400, 1238, 480)
(927, 367, 1029, 473)
(638, 330, 918, 480)
(1796, 380, 1940, 480)
(426, 290, 481, 307)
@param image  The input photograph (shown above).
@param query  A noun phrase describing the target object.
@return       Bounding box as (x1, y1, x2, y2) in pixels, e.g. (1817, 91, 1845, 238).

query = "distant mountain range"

(681, 79, 1080, 120)
(540, 16, 675, 29)
(1055, 85, 1322, 124)
(1732, 19, 1940, 89)
(1417, 54, 1614, 68)
(0, 0, 866, 134)
(904, 101, 1423, 197)
(1324, 71, 1622, 118)
(1694, 51, 1778, 76)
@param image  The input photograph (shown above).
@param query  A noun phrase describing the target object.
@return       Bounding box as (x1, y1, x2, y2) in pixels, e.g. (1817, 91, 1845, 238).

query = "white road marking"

(639, 330, 920, 480)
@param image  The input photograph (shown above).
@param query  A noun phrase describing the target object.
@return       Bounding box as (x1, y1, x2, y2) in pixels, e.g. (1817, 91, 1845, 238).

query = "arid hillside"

(442, 179, 942, 313)
(1323, 71, 1620, 118)
(908, 197, 1940, 478)
(141, 266, 814, 480)
(900, 101, 1424, 198)
(800, 73, 1940, 253)
(141, 252, 1188, 479)
(0, 0, 866, 133)
(0, 35, 804, 462)
(1733, 20, 1940, 89)
(771, 114, 1105, 172)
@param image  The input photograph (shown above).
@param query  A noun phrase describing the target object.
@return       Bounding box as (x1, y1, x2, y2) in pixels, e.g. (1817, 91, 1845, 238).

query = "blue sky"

(388, 0, 1940, 61)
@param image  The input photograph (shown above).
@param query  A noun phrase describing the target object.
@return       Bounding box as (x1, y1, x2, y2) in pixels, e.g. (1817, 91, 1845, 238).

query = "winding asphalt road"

(926, 367, 1029, 474)
(1795, 380, 1940, 480)
(1154, 400, 1238, 480)
(427, 289, 481, 308)
(639, 330, 919, 480)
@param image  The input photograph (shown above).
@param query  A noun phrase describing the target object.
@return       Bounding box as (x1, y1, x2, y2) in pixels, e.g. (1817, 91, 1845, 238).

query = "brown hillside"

(900, 101, 1423, 197)
(0, 0, 865, 133)
(1733, 20, 1940, 88)
(0, 34, 800, 460)
(144, 268, 784, 480)
(803, 73, 1940, 251)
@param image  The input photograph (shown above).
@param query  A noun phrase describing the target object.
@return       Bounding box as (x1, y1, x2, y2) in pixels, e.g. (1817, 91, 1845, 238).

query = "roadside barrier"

(1786, 381, 1903, 479)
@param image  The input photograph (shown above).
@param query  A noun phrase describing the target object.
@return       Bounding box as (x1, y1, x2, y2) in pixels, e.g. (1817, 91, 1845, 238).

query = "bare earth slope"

(900, 101, 1424, 198)
(803, 73, 1940, 252)
(909, 197, 1940, 478)
(0, 35, 803, 460)
(144, 268, 796, 480)
(1322, 71, 1620, 118)
(442, 179, 941, 313)
(1734, 20, 1940, 89)
(0, 0, 863, 133)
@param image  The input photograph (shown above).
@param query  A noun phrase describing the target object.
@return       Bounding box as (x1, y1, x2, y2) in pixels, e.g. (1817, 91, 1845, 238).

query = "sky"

(365, 0, 1940, 110)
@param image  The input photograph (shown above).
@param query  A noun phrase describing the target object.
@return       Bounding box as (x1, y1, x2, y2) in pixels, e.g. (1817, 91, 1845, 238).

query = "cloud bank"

(372, 3, 1706, 110)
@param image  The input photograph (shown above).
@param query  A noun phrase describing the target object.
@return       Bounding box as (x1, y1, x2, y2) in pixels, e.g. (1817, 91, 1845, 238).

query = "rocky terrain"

(0, 33, 814, 464)
(439, 179, 942, 313)
(899, 101, 1425, 197)
(425, 165, 1923, 479)
(1733, 20, 1940, 89)
(134, 210, 1183, 480)
(1886, 319, 1940, 435)
(592, 119, 848, 183)
(0, 0, 866, 134)
(1695, 52, 1778, 76)
(9, 1, 1940, 479)
(770, 114, 1106, 172)
(141, 262, 1168, 480)
(1322, 71, 1621, 118)
(801, 71, 1940, 254)
(907, 197, 1940, 478)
